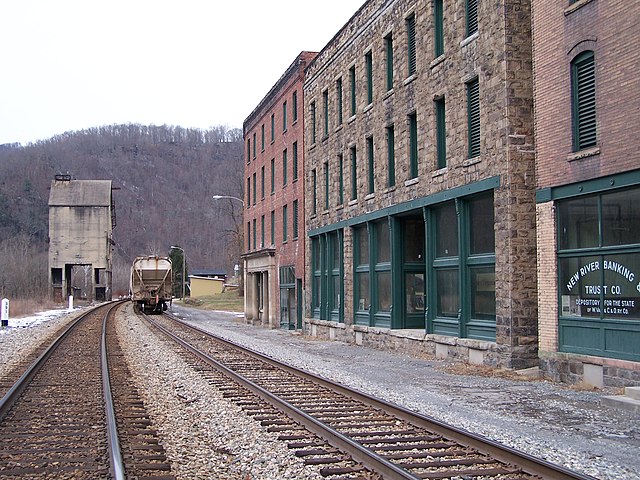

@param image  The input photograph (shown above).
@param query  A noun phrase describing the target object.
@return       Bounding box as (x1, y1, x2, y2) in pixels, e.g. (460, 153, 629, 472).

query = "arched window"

(571, 50, 596, 151)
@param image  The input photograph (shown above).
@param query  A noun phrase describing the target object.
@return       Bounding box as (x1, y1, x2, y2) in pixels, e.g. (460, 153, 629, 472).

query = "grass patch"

(181, 288, 244, 313)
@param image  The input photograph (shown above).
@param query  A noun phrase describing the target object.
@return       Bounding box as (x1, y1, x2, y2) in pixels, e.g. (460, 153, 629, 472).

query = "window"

(571, 50, 596, 151)
(270, 158, 275, 194)
(374, 220, 392, 316)
(435, 97, 446, 169)
(283, 204, 288, 242)
(311, 237, 321, 316)
(270, 210, 275, 245)
(557, 186, 640, 361)
(365, 51, 373, 105)
(336, 77, 343, 125)
(338, 154, 344, 205)
(324, 161, 330, 210)
(252, 173, 256, 205)
(246, 139, 250, 163)
(261, 215, 265, 247)
(261, 124, 265, 151)
(293, 199, 299, 239)
(247, 221, 251, 250)
(261, 166, 265, 199)
(354, 225, 370, 320)
(311, 101, 317, 143)
(467, 78, 480, 158)
(386, 124, 395, 187)
(292, 90, 298, 122)
(323, 89, 329, 137)
(283, 149, 288, 186)
(385, 33, 393, 91)
(349, 66, 356, 116)
(350, 145, 357, 200)
(466, 0, 478, 37)
(434, 0, 444, 57)
(270, 113, 275, 143)
(247, 177, 251, 206)
(292, 141, 298, 180)
(283, 100, 287, 132)
(408, 112, 418, 178)
(252, 218, 256, 250)
(406, 14, 416, 77)
(252, 132, 256, 159)
(367, 136, 374, 194)
(312, 168, 317, 215)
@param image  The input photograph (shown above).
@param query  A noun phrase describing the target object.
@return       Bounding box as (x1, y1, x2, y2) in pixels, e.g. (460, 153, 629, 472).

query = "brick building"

(303, 0, 538, 369)
(242, 52, 317, 329)
(533, 0, 640, 386)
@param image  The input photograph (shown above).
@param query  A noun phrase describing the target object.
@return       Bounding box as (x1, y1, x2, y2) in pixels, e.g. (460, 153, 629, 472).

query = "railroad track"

(143, 311, 598, 480)
(0, 302, 174, 479)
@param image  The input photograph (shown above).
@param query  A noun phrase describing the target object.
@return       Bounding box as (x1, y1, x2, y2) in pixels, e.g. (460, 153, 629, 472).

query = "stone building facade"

(303, 0, 538, 369)
(242, 52, 317, 329)
(533, 0, 640, 386)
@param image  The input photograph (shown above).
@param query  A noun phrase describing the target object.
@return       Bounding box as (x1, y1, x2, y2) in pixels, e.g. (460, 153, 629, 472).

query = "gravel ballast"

(1, 303, 638, 479)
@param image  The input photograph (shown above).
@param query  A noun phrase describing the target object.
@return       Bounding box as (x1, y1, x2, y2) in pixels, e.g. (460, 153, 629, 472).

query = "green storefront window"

(437, 269, 459, 318)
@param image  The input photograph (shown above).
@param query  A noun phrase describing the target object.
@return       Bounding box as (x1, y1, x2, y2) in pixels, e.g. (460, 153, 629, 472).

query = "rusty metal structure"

(48, 175, 115, 302)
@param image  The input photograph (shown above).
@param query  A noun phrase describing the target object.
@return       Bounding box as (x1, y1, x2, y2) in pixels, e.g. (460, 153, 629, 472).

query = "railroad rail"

(0, 302, 174, 479)
(144, 311, 598, 480)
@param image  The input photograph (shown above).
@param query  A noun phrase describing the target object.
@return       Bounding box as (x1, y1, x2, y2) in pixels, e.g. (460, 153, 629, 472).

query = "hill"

(0, 124, 244, 297)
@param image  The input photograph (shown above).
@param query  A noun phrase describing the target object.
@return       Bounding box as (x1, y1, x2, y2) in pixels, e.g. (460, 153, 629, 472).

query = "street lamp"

(170, 245, 185, 301)
(212, 194, 244, 206)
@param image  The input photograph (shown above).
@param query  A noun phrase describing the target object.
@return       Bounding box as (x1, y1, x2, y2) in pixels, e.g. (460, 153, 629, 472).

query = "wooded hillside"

(0, 124, 244, 297)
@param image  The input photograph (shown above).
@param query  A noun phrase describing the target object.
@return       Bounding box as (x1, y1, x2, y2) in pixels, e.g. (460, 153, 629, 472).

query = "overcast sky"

(0, 0, 364, 145)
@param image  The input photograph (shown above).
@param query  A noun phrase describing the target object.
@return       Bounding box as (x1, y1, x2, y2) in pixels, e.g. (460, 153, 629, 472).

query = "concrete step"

(602, 390, 640, 414)
(626, 386, 640, 401)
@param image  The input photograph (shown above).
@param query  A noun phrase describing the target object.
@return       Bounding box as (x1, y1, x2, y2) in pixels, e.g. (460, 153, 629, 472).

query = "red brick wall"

(533, 0, 640, 189)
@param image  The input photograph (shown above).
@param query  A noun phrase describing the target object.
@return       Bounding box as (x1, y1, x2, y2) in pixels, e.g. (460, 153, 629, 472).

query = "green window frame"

(311, 101, 317, 144)
(247, 221, 251, 250)
(338, 153, 344, 205)
(247, 177, 251, 206)
(408, 112, 418, 179)
(310, 232, 344, 322)
(270, 113, 275, 143)
(311, 237, 322, 317)
(385, 33, 393, 91)
(467, 78, 480, 158)
(557, 185, 640, 361)
(252, 173, 256, 206)
(312, 168, 317, 215)
(283, 204, 288, 242)
(246, 139, 250, 163)
(261, 124, 265, 151)
(252, 218, 256, 250)
(292, 90, 298, 122)
(292, 141, 298, 181)
(283, 100, 287, 132)
(252, 132, 256, 159)
(466, 0, 478, 37)
(323, 89, 329, 137)
(261, 166, 265, 199)
(293, 199, 299, 240)
(336, 77, 343, 125)
(270, 158, 275, 194)
(353, 225, 370, 324)
(270, 210, 275, 245)
(350, 145, 357, 200)
(386, 124, 395, 187)
(406, 13, 416, 77)
(571, 50, 596, 151)
(434, 0, 444, 57)
(349, 66, 356, 116)
(367, 136, 374, 194)
(435, 97, 446, 169)
(283, 148, 288, 186)
(324, 161, 330, 210)
(260, 214, 265, 247)
(365, 51, 373, 105)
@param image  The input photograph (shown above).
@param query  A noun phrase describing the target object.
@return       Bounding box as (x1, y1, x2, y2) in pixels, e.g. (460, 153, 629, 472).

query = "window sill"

(335, 124, 344, 134)
(383, 89, 394, 100)
(461, 31, 479, 48)
(404, 74, 417, 86)
(348, 199, 358, 207)
(565, 0, 595, 15)
(335, 203, 344, 211)
(348, 115, 357, 124)
(432, 167, 447, 178)
(365, 193, 375, 201)
(321, 209, 330, 216)
(567, 146, 600, 162)
(404, 177, 419, 187)
(430, 55, 446, 69)
(463, 156, 481, 167)
(363, 103, 373, 114)
(322, 134, 329, 143)
(309, 143, 317, 151)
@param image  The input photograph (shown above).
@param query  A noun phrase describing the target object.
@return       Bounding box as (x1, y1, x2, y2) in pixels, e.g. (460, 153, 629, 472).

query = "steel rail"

(163, 312, 598, 480)
(146, 313, 418, 480)
(101, 302, 127, 480)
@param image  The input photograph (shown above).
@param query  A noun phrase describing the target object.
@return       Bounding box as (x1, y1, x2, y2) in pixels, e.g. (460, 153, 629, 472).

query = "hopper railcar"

(130, 256, 173, 313)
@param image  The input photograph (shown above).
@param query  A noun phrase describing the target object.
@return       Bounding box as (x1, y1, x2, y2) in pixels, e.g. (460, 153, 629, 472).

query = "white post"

(1, 298, 9, 327)
(68, 295, 74, 311)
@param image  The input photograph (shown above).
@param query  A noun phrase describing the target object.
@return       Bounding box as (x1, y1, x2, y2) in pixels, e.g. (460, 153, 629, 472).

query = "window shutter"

(467, 79, 480, 158)
(466, 0, 478, 37)
(572, 51, 596, 150)
(407, 15, 416, 76)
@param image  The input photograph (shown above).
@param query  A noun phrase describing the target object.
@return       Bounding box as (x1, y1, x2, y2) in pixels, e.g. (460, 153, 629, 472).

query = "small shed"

(48, 175, 115, 302)
(189, 270, 227, 298)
